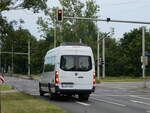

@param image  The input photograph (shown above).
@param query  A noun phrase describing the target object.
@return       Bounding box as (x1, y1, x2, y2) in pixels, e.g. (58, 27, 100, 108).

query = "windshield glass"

(60, 55, 92, 71)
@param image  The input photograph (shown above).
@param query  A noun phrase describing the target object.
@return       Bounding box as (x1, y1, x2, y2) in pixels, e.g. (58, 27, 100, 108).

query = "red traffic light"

(57, 9, 63, 21)
(58, 10, 63, 14)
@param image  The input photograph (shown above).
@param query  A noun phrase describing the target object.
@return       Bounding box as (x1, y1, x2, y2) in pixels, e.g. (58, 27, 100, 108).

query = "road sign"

(141, 56, 148, 65)
(145, 53, 150, 56)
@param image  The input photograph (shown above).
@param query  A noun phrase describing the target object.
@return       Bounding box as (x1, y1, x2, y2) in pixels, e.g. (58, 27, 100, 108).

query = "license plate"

(62, 84, 73, 88)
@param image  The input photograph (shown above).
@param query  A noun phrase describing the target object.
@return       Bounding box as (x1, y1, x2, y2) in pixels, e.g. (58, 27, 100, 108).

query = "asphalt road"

(5, 76, 150, 113)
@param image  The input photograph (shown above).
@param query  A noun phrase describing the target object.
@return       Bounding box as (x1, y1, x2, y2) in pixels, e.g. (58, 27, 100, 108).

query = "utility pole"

(54, 27, 56, 48)
(28, 40, 31, 78)
(0, 42, 1, 113)
(102, 37, 105, 78)
(11, 41, 14, 75)
(142, 27, 145, 79)
(97, 31, 100, 81)
(0, 41, 1, 73)
(0, 83, 1, 113)
(142, 27, 147, 88)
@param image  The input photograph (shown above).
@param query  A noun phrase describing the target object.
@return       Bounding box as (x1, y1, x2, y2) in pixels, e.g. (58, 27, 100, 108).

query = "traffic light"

(106, 18, 111, 22)
(57, 9, 63, 21)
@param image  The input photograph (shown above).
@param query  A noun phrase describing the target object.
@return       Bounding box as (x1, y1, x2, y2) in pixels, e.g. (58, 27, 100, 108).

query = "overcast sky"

(2, 0, 150, 40)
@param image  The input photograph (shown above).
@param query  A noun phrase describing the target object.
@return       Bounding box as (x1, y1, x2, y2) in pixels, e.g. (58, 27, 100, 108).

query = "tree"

(31, 39, 51, 73)
(0, 0, 48, 44)
(37, 0, 100, 59)
(104, 37, 120, 76)
(1, 29, 37, 74)
(119, 27, 150, 76)
(0, 0, 48, 74)
(0, 0, 47, 13)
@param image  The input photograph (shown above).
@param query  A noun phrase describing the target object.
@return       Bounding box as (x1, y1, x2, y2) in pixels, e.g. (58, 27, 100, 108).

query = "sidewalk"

(4, 73, 39, 80)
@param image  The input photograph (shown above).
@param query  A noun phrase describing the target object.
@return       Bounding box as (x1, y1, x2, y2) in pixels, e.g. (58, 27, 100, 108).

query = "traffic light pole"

(11, 42, 13, 75)
(28, 40, 31, 79)
(102, 37, 105, 78)
(142, 27, 145, 79)
(63, 17, 150, 24)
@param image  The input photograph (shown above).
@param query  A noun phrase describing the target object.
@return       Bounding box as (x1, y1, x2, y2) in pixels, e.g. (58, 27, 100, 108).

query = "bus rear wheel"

(39, 83, 45, 96)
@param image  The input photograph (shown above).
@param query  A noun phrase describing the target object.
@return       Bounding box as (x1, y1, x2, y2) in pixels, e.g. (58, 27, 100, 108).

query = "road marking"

(129, 95, 150, 101)
(115, 87, 127, 90)
(129, 91, 137, 93)
(76, 101, 90, 106)
(131, 100, 150, 106)
(91, 94, 130, 97)
(91, 97, 126, 107)
(147, 111, 150, 113)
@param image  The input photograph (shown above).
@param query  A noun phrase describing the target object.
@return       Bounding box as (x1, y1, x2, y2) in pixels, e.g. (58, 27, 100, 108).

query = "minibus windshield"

(60, 55, 92, 71)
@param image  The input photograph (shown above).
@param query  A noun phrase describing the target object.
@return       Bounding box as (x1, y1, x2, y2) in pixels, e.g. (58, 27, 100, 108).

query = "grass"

(1, 92, 69, 113)
(0, 84, 13, 90)
(96, 76, 150, 82)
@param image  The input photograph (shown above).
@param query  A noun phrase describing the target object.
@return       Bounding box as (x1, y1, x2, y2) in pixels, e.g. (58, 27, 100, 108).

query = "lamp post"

(97, 31, 100, 81)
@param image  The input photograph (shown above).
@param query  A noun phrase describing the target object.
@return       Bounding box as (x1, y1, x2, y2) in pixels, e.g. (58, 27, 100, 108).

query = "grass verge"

(96, 76, 150, 82)
(0, 84, 13, 90)
(1, 92, 69, 113)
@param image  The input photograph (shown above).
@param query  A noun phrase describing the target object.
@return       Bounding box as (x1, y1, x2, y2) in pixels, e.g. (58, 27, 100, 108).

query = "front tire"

(39, 83, 45, 96)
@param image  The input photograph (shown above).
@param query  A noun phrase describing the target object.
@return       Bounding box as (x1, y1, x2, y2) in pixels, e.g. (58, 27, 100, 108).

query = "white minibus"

(39, 42, 96, 100)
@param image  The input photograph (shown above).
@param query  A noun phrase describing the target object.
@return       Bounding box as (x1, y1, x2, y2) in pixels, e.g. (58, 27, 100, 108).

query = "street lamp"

(100, 28, 114, 78)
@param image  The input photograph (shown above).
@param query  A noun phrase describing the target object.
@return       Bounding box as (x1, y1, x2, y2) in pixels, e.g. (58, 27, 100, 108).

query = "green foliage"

(0, 0, 47, 13)
(1, 29, 35, 73)
(0, 84, 13, 90)
(0, 15, 14, 42)
(31, 39, 51, 73)
(105, 37, 120, 76)
(118, 27, 150, 76)
(0, 0, 48, 74)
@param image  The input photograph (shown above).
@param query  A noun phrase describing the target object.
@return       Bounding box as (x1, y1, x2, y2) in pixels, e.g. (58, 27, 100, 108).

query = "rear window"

(60, 55, 92, 71)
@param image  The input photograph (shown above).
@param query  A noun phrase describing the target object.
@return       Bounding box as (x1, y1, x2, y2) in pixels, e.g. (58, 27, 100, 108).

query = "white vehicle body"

(39, 43, 96, 100)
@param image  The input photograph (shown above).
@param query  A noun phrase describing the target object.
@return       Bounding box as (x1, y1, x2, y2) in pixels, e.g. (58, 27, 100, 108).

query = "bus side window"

(44, 56, 56, 72)
(44, 64, 53, 72)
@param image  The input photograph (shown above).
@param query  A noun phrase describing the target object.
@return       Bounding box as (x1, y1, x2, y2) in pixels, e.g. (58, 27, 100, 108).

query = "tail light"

(93, 72, 96, 84)
(55, 71, 60, 84)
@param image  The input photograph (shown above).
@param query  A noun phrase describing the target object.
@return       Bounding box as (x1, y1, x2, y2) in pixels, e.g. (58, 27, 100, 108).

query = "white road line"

(92, 94, 127, 97)
(116, 87, 127, 90)
(91, 97, 126, 107)
(131, 100, 150, 106)
(129, 95, 150, 101)
(91, 94, 130, 97)
(76, 101, 90, 106)
(147, 111, 150, 113)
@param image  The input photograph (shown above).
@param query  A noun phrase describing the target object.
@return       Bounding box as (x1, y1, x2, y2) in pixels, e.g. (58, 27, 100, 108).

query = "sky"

(2, 0, 150, 40)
